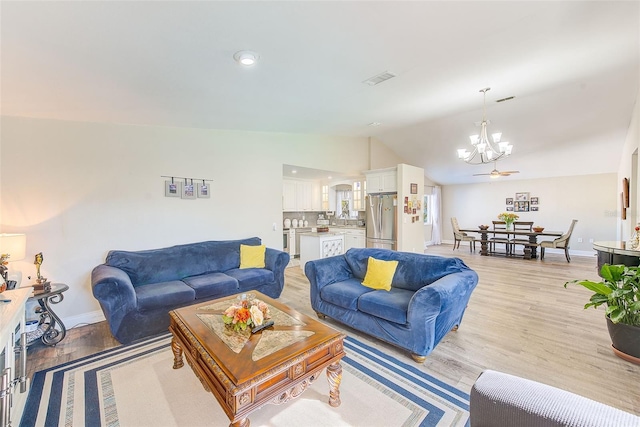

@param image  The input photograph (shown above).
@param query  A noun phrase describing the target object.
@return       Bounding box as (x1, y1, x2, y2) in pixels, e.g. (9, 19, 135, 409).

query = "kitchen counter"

(284, 225, 365, 231)
(298, 231, 344, 237)
(299, 232, 345, 271)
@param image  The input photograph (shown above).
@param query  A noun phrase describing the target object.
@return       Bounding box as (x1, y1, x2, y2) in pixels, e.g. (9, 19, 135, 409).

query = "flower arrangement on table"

(222, 295, 271, 332)
(497, 212, 519, 228)
(630, 224, 640, 250)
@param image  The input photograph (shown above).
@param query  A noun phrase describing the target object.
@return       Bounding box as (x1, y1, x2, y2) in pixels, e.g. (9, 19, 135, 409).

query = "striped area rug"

(21, 334, 469, 427)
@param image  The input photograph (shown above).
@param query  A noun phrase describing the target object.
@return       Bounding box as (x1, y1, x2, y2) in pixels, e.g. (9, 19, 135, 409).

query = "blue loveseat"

(305, 248, 478, 362)
(91, 237, 289, 344)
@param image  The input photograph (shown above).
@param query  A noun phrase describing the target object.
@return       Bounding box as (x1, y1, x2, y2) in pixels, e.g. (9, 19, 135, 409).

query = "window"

(424, 194, 434, 225)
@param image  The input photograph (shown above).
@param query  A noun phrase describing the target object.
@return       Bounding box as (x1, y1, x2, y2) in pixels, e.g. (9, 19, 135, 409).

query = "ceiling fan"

(473, 162, 520, 178)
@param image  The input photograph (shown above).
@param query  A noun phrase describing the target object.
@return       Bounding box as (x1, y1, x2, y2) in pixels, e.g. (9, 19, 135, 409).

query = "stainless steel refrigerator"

(366, 193, 397, 250)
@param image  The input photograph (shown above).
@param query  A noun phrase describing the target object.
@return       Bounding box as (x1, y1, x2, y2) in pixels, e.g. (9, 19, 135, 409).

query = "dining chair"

(540, 219, 578, 262)
(451, 217, 476, 252)
(509, 221, 534, 254)
(490, 220, 511, 254)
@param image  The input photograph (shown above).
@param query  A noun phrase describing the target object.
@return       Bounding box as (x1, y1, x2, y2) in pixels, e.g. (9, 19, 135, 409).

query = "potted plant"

(497, 212, 519, 231)
(565, 264, 640, 363)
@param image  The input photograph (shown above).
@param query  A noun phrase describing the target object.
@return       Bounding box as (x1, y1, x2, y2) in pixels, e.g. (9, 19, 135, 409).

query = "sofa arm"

(470, 370, 640, 427)
(305, 255, 353, 308)
(265, 247, 290, 296)
(91, 264, 137, 334)
(408, 270, 478, 337)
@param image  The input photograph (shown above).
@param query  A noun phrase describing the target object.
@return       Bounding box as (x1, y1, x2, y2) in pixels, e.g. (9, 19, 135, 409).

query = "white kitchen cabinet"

(365, 169, 397, 193)
(282, 180, 297, 211)
(283, 179, 321, 211)
(299, 232, 344, 271)
(297, 181, 313, 211)
(312, 184, 323, 211)
(344, 228, 366, 251)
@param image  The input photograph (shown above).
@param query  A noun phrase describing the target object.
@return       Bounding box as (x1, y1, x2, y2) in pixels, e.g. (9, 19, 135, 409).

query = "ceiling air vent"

(363, 71, 397, 86)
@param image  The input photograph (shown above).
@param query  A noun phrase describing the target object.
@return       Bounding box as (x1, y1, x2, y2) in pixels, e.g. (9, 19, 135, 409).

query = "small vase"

(506, 222, 513, 232)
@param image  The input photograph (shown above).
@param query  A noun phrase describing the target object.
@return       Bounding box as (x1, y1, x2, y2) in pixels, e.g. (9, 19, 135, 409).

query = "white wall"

(0, 116, 395, 324)
(369, 137, 405, 170)
(398, 163, 425, 252)
(442, 173, 617, 253)
(423, 176, 438, 245)
(617, 86, 640, 241)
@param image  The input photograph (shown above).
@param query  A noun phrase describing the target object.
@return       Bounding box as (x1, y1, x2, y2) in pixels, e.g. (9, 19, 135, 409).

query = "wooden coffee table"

(169, 291, 345, 427)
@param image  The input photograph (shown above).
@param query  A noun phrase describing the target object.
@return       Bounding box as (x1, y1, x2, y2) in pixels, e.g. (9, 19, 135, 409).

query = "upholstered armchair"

(451, 217, 476, 252)
(470, 369, 640, 426)
(540, 219, 578, 262)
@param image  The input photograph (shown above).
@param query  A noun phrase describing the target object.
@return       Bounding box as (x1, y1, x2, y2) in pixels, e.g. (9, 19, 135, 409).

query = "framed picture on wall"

(197, 183, 210, 198)
(531, 206, 539, 211)
(530, 197, 539, 205)
(165, 180, 181, 198)
(410, 183, 418, 194)
(182, 181, 196, 199)
(515, 192, 529, 201)
(506, 198, 513, 205)
(506, 206, 514, 211)
(515, 201, 530, 212)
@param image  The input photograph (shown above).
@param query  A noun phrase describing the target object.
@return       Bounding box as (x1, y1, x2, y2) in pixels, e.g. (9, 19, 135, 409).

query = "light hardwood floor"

(27, 245, 640, 414)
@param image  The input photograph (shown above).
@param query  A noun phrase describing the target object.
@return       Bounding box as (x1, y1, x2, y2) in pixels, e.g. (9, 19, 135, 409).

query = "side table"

(29, 283, 69, 346)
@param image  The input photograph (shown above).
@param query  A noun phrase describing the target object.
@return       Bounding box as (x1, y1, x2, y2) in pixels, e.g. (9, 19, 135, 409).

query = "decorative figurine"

(0, 253, 9, 284)
(33, 252, 51, 292)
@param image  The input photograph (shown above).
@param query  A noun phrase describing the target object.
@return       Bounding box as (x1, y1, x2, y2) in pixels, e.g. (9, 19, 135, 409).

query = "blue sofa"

(305, 248, 478, 362)
(91, 237, 289, 344)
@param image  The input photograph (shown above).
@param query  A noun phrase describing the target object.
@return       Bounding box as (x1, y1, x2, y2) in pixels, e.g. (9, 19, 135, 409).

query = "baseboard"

(62, 309, 106, 329)
(437, 240, 594, 258)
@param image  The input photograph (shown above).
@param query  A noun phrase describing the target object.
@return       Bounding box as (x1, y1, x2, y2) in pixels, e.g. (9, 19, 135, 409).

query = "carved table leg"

(171, 338, 184, 369)
(326, 361, 342, 407)
(230, 418, 249, 427)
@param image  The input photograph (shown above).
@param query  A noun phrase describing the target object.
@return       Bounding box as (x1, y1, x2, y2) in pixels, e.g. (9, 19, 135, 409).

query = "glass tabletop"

(195, 299, 314, 361)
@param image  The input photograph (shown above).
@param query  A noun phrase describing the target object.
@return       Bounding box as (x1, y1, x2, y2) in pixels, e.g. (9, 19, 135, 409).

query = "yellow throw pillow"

(361, 257, 398, 291)
(240, 244, 266, 269)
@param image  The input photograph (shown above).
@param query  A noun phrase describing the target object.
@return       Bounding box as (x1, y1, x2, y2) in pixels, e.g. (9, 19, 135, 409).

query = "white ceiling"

(2, 1, 638, 184)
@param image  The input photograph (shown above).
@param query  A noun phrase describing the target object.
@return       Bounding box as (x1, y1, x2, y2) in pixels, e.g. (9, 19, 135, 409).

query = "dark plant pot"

(606, 316, 640, 364)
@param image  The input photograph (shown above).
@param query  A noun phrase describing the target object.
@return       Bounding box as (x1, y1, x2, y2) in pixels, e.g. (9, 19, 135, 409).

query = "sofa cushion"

(182, 272, 239, 299)
(225, 268, 275, 291)
(357, 288, 414, 325)
(362, 257, 398, 291)
(240, 244, 266, 269)
(135, 280, 195, 311)
(345, 248, 469, 291)
(320, 278, 373, 311)
(106, 237, 262, 286)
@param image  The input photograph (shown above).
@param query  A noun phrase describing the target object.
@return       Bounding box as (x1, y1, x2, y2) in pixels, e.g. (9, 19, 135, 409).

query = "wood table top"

(460, 228, 564, 237)
(170, 291, 344, 385)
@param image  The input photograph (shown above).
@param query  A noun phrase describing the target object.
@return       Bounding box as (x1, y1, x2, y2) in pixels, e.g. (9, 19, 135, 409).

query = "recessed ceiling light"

(233, 50, 259, 66)
(291, 170, 297, 174)
(368, 122, 381, 127)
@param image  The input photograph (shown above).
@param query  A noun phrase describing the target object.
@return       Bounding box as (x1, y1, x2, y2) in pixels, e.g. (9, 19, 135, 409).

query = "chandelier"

(457, 88, 513, 165)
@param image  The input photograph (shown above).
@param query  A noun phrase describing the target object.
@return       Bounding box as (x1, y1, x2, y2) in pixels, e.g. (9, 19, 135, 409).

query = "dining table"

(459, 228, 564, 259)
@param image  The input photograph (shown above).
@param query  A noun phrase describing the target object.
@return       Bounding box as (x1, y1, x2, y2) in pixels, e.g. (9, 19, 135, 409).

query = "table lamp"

(0, 233, 27, 288)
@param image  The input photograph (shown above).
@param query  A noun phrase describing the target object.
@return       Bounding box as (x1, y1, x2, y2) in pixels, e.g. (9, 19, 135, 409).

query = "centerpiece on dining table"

(497, 212, 519, 231)
(222, 293, 272, 333)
